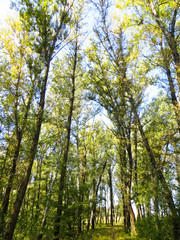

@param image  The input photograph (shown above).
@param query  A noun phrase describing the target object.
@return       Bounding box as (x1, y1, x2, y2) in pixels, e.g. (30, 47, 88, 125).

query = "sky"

(0, 0, 11, 23)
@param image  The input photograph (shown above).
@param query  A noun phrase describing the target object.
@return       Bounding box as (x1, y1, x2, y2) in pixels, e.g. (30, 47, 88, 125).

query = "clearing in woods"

(77, 224, 144, 240)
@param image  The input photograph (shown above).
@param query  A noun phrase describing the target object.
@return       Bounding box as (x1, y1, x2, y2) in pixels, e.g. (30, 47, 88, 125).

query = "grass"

(77, 224, 145, 240)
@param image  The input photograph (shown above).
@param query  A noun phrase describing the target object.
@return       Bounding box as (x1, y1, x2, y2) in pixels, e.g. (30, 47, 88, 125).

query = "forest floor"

(77, 224, 143, 240)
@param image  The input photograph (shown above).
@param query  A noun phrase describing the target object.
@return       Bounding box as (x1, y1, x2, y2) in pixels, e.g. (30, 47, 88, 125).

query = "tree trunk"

(54, 38, 77, 240)
(37, 156, 61, 240)
(154, 178, 161, 240)
(0, 78, 35, 235)
(134, 126, 140, 219)
(126, 128, 133, 233)
(130, 95, 180, 240)
(120, 145, 131, 233)
(91, 205, 96, 230)
(91, 158, 107, 230)
(4, 62, 50, 240)
(105, 188, 107, 224)
(160, 43, 180, 132)
(108, 166, 114, 226)
(0, 135, 22, 235)
(92, 165, 96, 230)
(129, 204, 136, 236)
(166, 67, 180, 131)
(54, 85, 75, 239)
(77, 144, 87, 235)
(150, 1, 180, 132)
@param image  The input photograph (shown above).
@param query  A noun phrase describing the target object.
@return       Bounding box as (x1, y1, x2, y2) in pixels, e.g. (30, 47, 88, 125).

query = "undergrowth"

(76, 224, 144, 240)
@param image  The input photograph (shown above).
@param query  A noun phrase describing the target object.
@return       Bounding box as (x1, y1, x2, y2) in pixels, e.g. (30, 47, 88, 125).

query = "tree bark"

(134, 126, 140, 218)
(129, 204, 136, 236)
(120, 145, 131, 233)
(108, 166, 114, 226)
(126, 125, 133, 233)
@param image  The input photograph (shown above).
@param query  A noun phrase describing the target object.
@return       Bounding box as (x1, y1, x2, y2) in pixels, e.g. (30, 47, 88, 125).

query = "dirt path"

(77, 224, 132, 240)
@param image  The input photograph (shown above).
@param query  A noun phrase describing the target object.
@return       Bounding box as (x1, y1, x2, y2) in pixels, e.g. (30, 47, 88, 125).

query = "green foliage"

(0, 0, 180, 239)
(136, 216, 174, 240)
(77, 224, 140, 240)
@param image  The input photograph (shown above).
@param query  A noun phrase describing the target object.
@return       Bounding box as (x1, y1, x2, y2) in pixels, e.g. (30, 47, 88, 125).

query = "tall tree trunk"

(120, 145, 130, 233)
(130, 204, 136, 236)
(91, 163, 97, 230)
(35, 160, 41, 222)
(0, 77, 35, 235)
(154, 178, 161, 240)
(38, 159, 60, 239)
(91, 159, 107, 230)
(130, 95, 180, 240)
(54, 39, 77, 240)
(160, 40, 180, 132)
(166, 67, 180, 131)
(2, 5, 69, 239)
(134, 126, 140, 218)
(126, 126, 133, 233)
(77, 127, 82, 235)
(146, 198, 151, 217)
(77, 144, 87, 235)
(4, 62, 50, 240)
(76, 121, 81, 235)
(174, 149, 180, 216)
(108, 166, 114, 226)
(30, 156, 42, 234)
(54, 81, 75, 239)
(91, 204, 96, 230)
(105, 188, 107, 224)
(0, 135, 22, 235)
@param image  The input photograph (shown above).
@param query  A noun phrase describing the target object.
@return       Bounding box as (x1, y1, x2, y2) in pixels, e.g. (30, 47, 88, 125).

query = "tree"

(53, 19, 81, 239)
(86, 0, 136, 232)
(87, 0, 179, 237)
(116, 0, 180, 131)
(2, 0, 73, 239)
(0, 16, 40, 236)
(0, 0, 179, 239)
